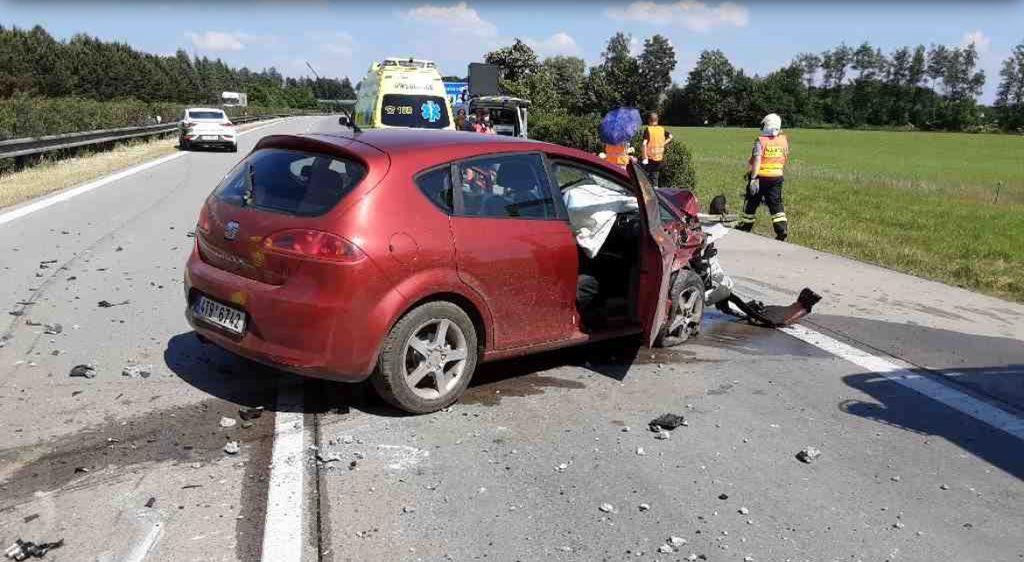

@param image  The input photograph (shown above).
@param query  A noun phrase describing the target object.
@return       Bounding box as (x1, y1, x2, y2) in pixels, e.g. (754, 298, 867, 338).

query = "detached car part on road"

(184, 129, 709, 413)
(179, 108, 237, 152)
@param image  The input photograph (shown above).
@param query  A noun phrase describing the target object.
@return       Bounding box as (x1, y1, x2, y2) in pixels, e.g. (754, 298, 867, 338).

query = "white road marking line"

(0, 117, 290, 228)
(780, 324, 1024, 441)
(261, 385, 306, 562)
(122, 519, 164, 562)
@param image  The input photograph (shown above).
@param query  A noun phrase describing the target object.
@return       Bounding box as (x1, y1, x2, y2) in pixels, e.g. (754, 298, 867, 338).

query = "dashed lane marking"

(781, 323, 1024, 441)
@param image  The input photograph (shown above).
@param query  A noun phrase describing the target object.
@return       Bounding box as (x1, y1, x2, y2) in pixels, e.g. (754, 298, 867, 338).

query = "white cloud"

(186, 31, 247, 52)
(526, 32, 581, 57)
(962, 30, 991, 54)
(629, 36, 643, 56)
(607, 1, 749, 33)
(185, 31, 279, 52)
(317, 32, 356, 58)
(403, 2, 497, 37)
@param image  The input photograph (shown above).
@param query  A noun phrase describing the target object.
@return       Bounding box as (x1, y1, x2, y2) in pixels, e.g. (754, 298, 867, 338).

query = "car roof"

(186, 107, 225, 113)
(301, 129, 626, 176)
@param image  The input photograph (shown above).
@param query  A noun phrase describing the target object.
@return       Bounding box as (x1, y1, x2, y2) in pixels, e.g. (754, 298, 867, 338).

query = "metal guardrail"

(0, 114, 289, 160)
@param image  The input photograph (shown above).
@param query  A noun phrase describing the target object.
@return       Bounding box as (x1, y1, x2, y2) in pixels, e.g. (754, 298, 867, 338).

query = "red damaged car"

(184, 129, 707, 413)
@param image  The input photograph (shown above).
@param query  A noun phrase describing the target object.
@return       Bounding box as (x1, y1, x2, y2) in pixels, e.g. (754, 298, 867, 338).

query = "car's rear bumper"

(183, 248, 379, 382)
(183, 134, 236, 147)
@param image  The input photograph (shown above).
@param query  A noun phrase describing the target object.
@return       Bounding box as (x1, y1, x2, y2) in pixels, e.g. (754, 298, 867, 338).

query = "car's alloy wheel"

(656, 270, 704, 347)
(371, 301, 478, 413)
(402, 318, 469, 400)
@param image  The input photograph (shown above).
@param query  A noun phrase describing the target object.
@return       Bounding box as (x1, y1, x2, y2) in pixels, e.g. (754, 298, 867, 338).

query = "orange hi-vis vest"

(603, 144, 630, 168)
(750, 134, 788, 178)
(646, 125, 667, 161)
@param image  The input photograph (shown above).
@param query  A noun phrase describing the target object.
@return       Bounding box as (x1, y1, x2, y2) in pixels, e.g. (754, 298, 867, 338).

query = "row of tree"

(486, 33, 1024, 132)
(668, 42, 990, 130)
(0, 25, 355, 109)
(484, 33, 677, 118)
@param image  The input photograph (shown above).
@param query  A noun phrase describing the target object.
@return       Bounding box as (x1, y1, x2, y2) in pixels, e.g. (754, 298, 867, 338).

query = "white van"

(353, 57, 454, 130)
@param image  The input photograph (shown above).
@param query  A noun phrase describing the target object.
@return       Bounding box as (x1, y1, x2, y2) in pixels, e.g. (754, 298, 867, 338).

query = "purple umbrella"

(599, 107, 642, 145)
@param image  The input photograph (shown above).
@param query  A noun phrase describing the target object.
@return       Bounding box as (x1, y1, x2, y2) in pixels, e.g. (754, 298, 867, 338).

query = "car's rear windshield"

(214, 148, 368, 216)
(189, 110, 226, 120)
(381, 94, 450, 129)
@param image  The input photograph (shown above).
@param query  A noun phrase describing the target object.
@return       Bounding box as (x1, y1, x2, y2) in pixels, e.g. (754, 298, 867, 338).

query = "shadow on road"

(842, 365, 1024, 480)
(822, 314, 1024, 480)
(164, 330, 652, 416)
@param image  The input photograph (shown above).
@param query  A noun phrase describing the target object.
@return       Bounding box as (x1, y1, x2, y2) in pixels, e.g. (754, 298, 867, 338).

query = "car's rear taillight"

(263, 230, 365, 263)
(224, 121, 233, 127)
(197, 205, 211, 236)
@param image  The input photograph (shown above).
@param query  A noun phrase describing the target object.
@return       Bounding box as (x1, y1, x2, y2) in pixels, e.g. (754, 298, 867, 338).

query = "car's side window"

(455, 153, 557, 219)
(550, 161, 633, 197)
(415, 166, 454, 213)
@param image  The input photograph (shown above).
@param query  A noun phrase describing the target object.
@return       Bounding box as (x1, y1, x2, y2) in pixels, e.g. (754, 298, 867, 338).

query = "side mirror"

(338, 115, 351, 127)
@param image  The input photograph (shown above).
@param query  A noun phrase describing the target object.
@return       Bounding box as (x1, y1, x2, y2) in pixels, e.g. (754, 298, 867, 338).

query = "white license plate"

(202, 135, 218, 140)
(193, 296, 246, 334)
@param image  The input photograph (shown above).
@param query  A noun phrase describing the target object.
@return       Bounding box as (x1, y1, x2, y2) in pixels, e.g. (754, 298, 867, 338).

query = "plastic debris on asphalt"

(223, 441, 240, 455)
(239, 406, 264, 421)
(649, 413, 687, 432)
(68, 364, 96, 379)
(219, 417, 237, 428)
(796, 446, 822, 463)
(122, 364, 152, 378)
(4, 538, 64, 560)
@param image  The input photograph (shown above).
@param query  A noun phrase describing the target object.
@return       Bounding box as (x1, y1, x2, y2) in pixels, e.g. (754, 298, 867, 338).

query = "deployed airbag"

(563, 183, 639, 258)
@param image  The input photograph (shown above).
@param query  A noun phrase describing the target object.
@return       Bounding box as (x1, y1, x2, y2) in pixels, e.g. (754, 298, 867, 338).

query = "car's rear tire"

(655, 269, 705, 347)
(230, 144, 238, 153)
(370, 301, 478, 414)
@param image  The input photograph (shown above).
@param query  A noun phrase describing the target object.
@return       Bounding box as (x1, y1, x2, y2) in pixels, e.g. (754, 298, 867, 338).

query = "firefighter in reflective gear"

(641, 112, 673, 186)
(737, 113, 790, 241)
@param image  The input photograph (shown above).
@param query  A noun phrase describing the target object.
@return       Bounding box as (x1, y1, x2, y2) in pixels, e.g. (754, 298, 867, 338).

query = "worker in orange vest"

(601, 143, 633, 168)
(737, 113, 790, 241)
(641, 112, 673, 186)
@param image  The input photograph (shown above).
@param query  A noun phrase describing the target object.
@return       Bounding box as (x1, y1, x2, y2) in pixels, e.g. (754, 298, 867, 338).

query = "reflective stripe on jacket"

(646, 126, 667, 161)
(603, 144, 630, 168)
(750, 134, 788, 178)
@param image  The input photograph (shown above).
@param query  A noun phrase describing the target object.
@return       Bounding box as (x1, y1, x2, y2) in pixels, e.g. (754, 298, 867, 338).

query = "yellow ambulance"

(353, 57, 454, 130)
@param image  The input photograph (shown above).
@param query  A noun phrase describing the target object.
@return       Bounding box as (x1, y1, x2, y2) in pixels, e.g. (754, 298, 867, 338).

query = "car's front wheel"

(370, 301, 478, 414)
(655, 269, 705, 347)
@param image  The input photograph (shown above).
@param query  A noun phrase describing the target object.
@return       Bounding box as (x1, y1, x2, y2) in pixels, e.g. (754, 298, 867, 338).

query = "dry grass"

(0, 137, 179, 209)
(0, 119, 274, 210)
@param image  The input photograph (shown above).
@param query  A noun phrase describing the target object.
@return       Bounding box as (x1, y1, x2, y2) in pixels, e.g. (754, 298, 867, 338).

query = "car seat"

(495, 161, 546, 218)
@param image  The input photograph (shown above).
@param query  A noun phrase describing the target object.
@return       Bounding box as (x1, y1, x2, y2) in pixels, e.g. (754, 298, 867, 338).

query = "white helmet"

(761, 113, 782, 136)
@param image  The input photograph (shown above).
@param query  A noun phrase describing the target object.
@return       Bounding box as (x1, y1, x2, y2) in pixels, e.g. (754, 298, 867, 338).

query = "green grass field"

(668, 127, 1024, 302)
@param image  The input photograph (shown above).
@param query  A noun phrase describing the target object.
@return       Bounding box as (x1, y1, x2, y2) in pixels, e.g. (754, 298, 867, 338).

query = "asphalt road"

(1, 116, 1022, 562)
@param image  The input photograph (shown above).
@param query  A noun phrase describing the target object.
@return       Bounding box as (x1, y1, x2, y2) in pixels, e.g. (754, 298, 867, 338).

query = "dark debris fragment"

(69, 365, 96, 379)
(649, 413, 687, 432)
(239, 406, 264, 421)
(4, 538, 64, 560)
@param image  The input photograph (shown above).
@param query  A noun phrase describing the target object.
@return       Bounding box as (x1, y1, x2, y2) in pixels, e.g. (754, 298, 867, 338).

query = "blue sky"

(3, 1, 1022, 102)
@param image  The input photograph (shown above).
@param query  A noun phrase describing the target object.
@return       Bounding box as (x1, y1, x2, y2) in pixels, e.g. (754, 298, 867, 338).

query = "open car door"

(629, 161, 675, 347)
